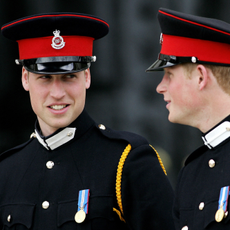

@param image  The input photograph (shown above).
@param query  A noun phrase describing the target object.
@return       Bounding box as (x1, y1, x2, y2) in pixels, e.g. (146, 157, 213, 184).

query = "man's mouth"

(49, 105, 68, 110)
(165, 100, 171, 109)
(164, 99, 170, 104)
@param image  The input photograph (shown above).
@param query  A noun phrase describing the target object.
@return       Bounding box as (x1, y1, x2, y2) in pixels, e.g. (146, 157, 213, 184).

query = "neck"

(196, 96, 230, 133)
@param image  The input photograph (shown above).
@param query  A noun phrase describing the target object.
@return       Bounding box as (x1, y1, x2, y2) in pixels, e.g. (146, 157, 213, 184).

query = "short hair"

(182, 63, 196, 78)
(204, 65, 230, 95)
(182, 63, 230, 95)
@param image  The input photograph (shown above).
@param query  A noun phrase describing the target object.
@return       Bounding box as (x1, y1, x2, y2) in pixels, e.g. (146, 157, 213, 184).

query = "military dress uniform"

(146, 7, 230, 230)
(173, 115, 230, 230)
(0, 110, 174, 230)
(0, 12, 175, 230)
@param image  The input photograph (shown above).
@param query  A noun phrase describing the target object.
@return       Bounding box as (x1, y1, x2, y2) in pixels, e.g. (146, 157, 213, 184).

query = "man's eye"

(68, 74, 76, 78)
(165, 72, 172, 78)
(39, 75, 51, 79)
(65, 74, 76, 79)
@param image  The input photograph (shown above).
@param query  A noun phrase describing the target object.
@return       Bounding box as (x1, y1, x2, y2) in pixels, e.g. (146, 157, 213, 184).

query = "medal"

(75, 209, 86, 223)
(215, 206, 225, 222)
(75, 189, 90, 223)
(215, 186, 230, 222)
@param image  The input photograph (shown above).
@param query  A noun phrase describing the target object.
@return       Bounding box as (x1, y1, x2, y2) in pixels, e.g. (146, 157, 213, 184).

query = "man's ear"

(196, 64, 208, 90)
(85, 68, 91, 89)
(21, 67, 29, 91)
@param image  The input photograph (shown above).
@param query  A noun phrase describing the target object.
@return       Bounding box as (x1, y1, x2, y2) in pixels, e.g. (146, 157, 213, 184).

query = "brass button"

(98, 124, 106, 130)
(42, 201, 50, 209)
(7, 215, 11, 222)
(209, 159, 215, 168)
(46, 161, 54, 169)
(199, 202, 205, 210)
(30, 132, 36, 139)
(67, 132, 73, 137)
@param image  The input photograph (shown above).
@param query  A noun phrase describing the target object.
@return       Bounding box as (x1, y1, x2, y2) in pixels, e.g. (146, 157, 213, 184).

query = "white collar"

(202, 121, 230, 149)
(33, 127, 76, 150)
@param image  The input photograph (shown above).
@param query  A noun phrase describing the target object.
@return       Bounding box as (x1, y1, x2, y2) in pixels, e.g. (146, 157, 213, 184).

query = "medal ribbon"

(78, 189, 90, 214)
(218, 186, 230, 212)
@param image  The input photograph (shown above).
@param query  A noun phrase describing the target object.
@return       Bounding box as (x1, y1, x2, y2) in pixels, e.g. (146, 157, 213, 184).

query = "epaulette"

(184, 145, 208, 166)
(0, 138, 34, 162)
(96, 123, 148, 149)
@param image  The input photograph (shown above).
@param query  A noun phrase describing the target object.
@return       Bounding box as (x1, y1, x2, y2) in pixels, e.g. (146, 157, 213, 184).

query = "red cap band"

(161, 34, 230, 64)
(17, 35, 94, 60)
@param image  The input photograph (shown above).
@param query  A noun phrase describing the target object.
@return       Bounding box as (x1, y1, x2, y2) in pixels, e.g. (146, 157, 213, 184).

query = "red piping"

(1, 14, 109, 30)
(159, 10, 230, 36)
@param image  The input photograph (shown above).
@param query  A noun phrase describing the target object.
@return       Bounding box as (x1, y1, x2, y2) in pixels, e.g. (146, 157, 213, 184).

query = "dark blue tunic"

(0, 110, 175, 230)
(173, 115, 230, 230)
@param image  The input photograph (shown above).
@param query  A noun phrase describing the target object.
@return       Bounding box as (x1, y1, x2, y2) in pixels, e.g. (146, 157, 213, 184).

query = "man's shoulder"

(95, 123, 149, 148)
(0, 138, 34, 162)
(184, 145, 208, 166)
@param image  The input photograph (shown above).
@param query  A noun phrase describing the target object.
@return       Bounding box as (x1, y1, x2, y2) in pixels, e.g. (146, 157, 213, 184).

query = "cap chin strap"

(15, 56, 96, 65)
(146, 53, 199, 72)
(23, 62, 91, 75)
(15, 56, 95, 74)
(158, 53, 199, 64)
(146, 52, 230, 72)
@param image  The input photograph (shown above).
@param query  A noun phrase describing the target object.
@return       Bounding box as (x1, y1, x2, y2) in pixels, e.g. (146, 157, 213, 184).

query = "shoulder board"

(0, 138, 34, 161)
(184, 145, 208, 166)
(96, 123, 148, 149)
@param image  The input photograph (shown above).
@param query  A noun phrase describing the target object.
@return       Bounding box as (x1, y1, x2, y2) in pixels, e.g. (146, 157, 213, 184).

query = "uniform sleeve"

(121, 144, 175, 230)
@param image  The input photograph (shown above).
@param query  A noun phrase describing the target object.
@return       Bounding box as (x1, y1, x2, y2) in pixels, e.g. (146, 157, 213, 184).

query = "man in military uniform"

(0, 13, 175, 229)
(146, 7, 230, 230)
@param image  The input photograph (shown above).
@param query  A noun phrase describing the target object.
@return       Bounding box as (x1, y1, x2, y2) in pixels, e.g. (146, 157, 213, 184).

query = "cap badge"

(159, 33, 163, 45)
(51, 30, 65, 49)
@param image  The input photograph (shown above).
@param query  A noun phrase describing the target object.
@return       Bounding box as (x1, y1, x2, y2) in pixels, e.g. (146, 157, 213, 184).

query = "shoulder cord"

(149, 144, 167, 175)
(114, 144, 131, 223)
(113, 143, 167, 222)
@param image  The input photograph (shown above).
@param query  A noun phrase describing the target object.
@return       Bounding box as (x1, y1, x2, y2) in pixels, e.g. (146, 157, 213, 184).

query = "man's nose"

(156, 76, 167, 94)
(50, 80, 66, 99)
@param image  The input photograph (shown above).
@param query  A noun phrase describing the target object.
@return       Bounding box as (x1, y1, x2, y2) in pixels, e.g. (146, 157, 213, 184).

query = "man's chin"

(168, 114, 178, 124)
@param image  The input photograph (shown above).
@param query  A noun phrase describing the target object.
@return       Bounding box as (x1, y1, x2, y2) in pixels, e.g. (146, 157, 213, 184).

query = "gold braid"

(114, 144, 131, 222)
(114, 144, 167, 222)
(149, 144, 167, 175)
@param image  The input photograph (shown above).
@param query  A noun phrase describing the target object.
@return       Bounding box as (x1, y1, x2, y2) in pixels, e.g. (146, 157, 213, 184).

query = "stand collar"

(35, 127, 76, 150)
(202, 115, 230, 149)
(31, 110, 94, 150)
